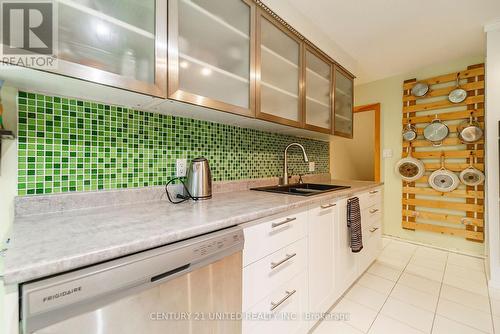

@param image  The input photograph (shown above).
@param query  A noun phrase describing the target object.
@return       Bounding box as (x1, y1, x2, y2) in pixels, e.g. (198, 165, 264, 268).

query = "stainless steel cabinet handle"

(270, 253, 297, 269)
(270, 289, 297, 311)
(369, 227, 379, 233)
(272, 217, 297, 228)
(369, 190, 379, 194)
(369, 208, 379, 214)
(321, 203, 336, 209)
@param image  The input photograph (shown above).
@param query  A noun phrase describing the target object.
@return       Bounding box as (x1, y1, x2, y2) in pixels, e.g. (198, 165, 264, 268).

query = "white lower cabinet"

(242, 208, 308, 334)
(242, 187, 383, 334)
(307, 201, 336, 315)
(356, 192, 383, 275)
(334, 198, 358, 296)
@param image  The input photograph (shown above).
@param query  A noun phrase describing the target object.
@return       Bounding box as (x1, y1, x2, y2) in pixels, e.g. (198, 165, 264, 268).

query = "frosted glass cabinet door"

(333, 67, 354, 138)
(168, 0, 255, 117)
(57, 0, 167, 97)
(304, 48, 332, 132)
(257, 13, 302, 127)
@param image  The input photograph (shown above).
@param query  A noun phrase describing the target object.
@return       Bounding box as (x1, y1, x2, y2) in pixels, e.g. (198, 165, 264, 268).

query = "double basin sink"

(251, 183, 350, 196)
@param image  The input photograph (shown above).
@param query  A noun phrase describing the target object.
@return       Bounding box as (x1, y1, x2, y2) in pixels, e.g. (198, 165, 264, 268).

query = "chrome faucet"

(281, 143, 309, 186)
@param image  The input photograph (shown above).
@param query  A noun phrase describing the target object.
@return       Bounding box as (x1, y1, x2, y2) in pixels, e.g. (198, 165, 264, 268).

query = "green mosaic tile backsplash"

(17, 91, 330, 195)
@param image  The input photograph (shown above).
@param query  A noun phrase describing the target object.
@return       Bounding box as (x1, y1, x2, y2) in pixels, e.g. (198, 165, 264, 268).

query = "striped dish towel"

(347, 197, 363, 253)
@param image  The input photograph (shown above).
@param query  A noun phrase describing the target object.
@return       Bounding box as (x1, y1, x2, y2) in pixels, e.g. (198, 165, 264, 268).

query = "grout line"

(437, 314, 492, 334)
(364, 242, 418, 333)
(309, 272, 371, 333)
(487, 280, 497, 334)
(432, 253, 491, 333)
(438, 292, 491, 315)
(362, 238, 490, 333)
(430, 250, 449, 333)
(308, 252, 390, 334)
(318, 238, 491, 333)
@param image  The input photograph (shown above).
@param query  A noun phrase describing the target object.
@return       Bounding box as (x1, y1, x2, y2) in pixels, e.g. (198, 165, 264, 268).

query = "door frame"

(353, 103, 381, 182)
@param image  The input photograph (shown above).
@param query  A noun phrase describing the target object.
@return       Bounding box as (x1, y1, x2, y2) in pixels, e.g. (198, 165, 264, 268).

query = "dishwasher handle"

(151, 264, 191, 283)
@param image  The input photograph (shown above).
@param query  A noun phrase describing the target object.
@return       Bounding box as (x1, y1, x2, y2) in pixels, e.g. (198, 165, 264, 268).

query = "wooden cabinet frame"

(49, 0, 167, 98)
(167, 0, 256, 118)
(333, 65, 354, 138)
(255, 7, 305, 128)
(302, 45, 333, 134)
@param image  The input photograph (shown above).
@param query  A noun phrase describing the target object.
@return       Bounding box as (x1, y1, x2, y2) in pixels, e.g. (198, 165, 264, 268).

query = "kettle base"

(191, 195, 212, 201)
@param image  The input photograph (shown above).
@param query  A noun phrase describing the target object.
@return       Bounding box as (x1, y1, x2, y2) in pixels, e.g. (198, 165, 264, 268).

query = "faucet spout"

(282, 143, 309, 186)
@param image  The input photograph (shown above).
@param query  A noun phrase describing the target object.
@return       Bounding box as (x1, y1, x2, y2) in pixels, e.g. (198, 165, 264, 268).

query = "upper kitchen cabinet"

(333, 66, 354, 138)
(168, 0, 256, 117)
(256, 10, 303, 128)
(304, 47, 332, 133)
(57, 0, 167, 97)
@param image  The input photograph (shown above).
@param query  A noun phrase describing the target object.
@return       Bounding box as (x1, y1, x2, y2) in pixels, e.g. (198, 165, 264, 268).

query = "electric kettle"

(186, 157, 212, 200)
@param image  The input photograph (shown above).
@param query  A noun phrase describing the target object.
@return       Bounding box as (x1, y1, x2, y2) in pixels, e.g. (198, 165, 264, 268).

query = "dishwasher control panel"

(193, 232, 242, 257)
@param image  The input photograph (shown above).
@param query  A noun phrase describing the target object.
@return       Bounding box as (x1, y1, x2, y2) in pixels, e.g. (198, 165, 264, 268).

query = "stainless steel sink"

(250, 183, 351, 196)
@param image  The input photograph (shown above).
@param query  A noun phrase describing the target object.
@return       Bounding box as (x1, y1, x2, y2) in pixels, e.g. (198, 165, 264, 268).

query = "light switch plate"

(308, 161, 315, 172)
(176, 159, 187, 177)
(383, 149, 393, 158)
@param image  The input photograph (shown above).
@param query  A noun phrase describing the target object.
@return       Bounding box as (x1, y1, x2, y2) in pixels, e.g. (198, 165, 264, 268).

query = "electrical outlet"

(308, 161, 315, 172)
(176, 159, 187, 177)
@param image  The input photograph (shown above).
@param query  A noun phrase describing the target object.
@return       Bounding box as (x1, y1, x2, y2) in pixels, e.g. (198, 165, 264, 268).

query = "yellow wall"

(331, 110, 375, 181)
(332, 55, 485, 255)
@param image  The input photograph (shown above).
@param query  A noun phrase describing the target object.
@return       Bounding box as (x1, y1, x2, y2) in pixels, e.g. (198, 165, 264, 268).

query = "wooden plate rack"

(401, 64, 485, 242)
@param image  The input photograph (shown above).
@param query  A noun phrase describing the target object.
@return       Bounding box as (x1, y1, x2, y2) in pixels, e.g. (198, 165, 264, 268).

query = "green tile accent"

(17, 92, 330, 195)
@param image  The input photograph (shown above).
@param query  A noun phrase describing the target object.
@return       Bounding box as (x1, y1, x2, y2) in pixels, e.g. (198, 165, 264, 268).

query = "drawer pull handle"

(370, 227, 379, 233)
(321, 203, 336, 209)
(271, 217, 297, 228)
(369, 190, 379, 194)
(270, 289, 297, 311)
(270, 253, 297, 270)
(369, 209, 379, 214)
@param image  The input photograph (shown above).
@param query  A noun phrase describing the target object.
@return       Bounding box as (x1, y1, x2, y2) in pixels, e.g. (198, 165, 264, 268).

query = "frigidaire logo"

(42, 286, 82, 303)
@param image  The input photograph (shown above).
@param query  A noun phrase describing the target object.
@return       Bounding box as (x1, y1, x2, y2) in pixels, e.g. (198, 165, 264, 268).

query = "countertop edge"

(2, 182, 383, 285)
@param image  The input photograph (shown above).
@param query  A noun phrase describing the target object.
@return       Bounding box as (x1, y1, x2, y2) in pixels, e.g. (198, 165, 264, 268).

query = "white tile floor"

(313, 238, 499, 334)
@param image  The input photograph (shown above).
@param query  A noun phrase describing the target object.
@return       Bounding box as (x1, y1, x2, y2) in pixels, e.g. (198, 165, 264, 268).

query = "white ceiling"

(286, 0, 500, 84)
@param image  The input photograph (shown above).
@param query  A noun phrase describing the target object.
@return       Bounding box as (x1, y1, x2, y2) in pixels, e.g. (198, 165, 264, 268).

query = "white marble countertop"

(2, 180, 382, 284)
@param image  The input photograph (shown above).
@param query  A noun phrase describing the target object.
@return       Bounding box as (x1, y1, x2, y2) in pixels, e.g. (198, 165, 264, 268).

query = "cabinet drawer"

(243, 209, 307, 266)
(361, 218, 381, 242)
(242, 272, 307, 334)
(366, 227, 382, 267)
(359, 188, 382, 210)
(364, 224, 381, 242)
(369, 227, 383, 254)
(362, 203, 382, 230)
(243, 238, 307, 311)
(358, 224, 382, 274)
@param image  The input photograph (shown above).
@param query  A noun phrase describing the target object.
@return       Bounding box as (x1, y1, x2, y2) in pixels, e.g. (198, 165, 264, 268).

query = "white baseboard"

(382, 234, 486, 259)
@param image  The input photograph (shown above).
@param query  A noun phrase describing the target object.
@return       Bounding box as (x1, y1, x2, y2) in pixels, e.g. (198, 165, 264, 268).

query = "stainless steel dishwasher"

(20, 226, 244, 334)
